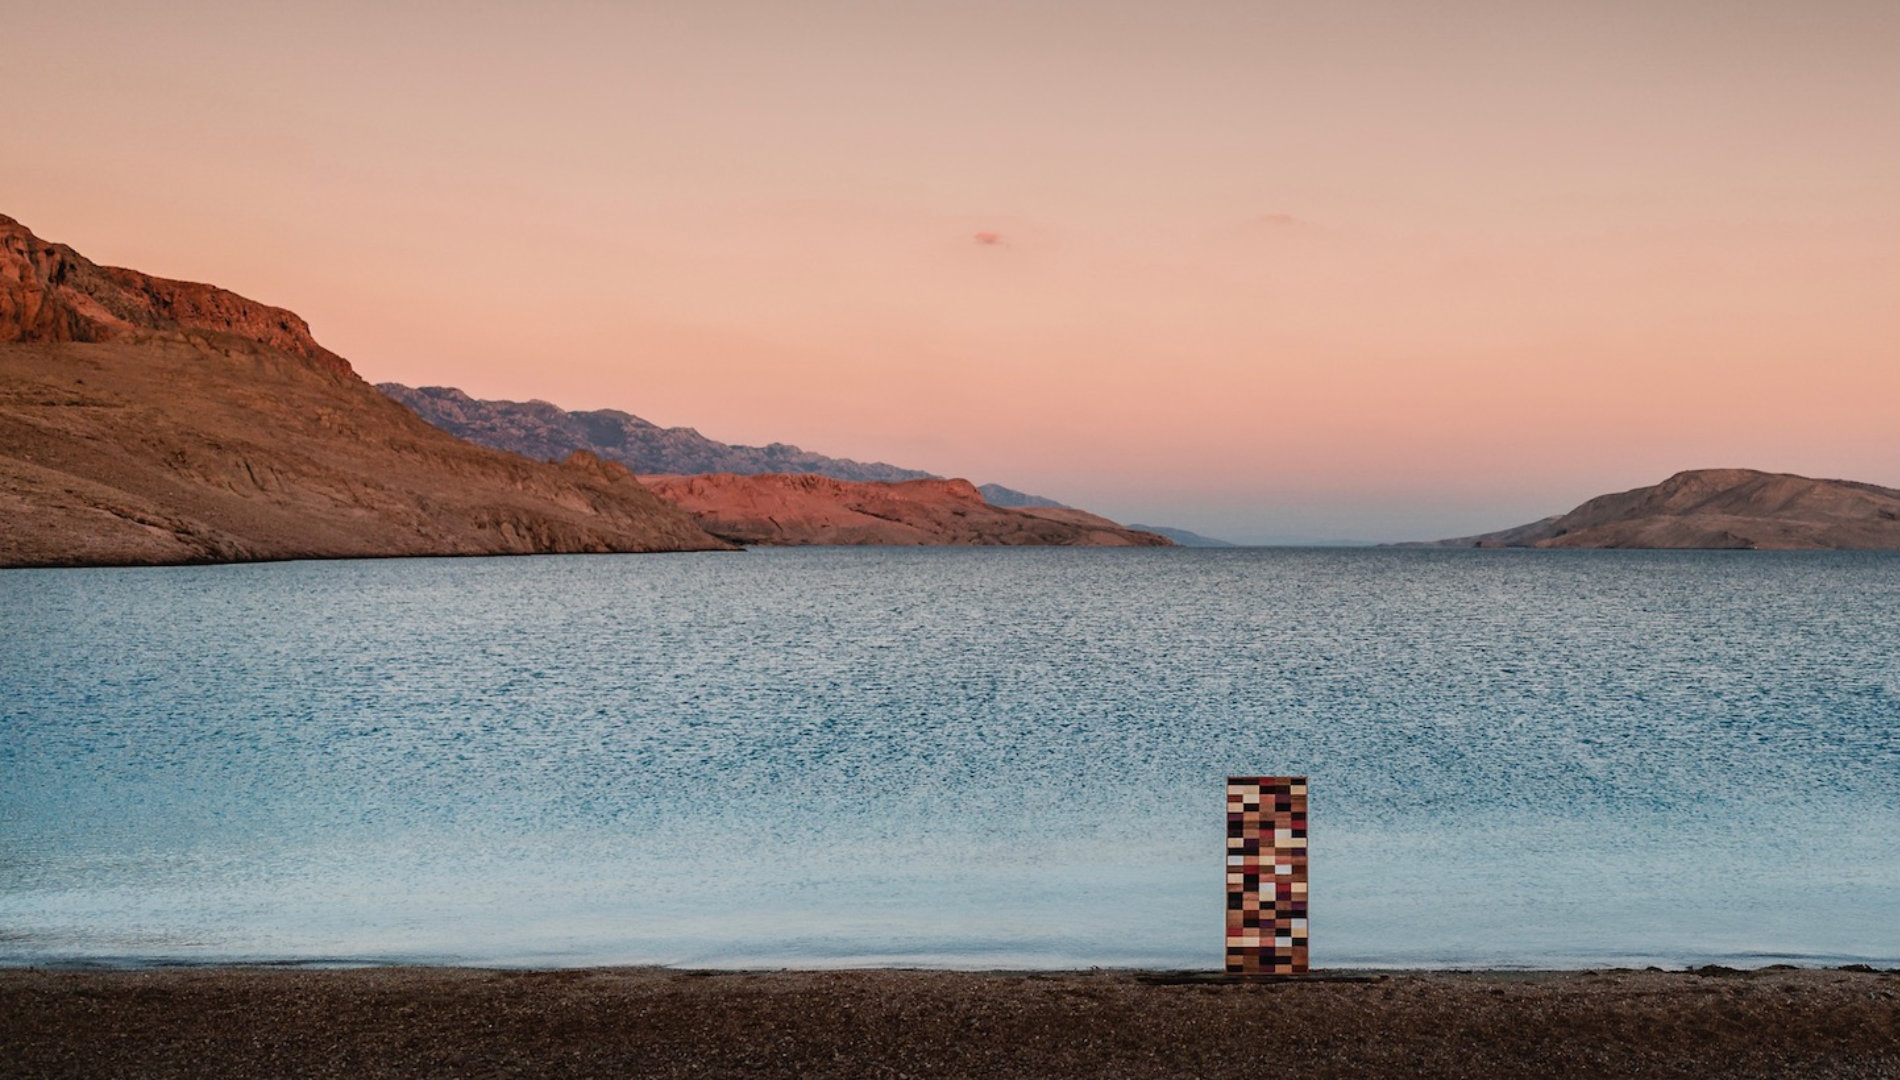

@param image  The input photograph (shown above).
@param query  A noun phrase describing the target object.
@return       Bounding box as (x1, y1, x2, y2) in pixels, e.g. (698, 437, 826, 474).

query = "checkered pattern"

(1225, 776, 1308, 974)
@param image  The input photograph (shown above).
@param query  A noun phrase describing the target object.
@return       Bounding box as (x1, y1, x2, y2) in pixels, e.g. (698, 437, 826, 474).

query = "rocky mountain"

(1, 213, 731, 567)
(2, 219, 352, 376)
(638, 473, 1171, 547)
(378, 383, 1062, 507)
(380, 383, 935, 482)
(1413, 469, 1900, 550)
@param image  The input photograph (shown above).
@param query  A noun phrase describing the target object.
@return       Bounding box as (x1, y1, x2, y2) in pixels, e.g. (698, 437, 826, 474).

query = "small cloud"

(973, 231, 1004, 246)
(1251, 213, 1300, 228)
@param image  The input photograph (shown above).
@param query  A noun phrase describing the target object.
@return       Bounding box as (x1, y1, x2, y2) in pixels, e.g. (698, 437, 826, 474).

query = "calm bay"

(3, 547, 1897, 969)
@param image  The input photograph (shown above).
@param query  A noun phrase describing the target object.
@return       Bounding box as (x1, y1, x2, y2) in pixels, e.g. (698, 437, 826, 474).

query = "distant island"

(1407, 469, 1900, 550)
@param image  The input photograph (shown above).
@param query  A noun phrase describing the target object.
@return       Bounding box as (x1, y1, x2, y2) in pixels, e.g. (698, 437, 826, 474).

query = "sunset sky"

(8, 0, 1898, 541)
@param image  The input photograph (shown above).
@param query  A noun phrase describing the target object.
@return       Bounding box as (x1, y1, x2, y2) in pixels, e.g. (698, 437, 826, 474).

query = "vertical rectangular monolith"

(1225, 776, 1308, 974)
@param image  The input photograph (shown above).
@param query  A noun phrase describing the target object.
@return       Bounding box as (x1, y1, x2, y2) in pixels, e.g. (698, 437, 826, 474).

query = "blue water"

(3, 548, 1898, 970)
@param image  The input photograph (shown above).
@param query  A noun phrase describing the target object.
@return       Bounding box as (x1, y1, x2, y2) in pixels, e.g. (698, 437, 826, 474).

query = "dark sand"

(3, 966, 1896, 1078)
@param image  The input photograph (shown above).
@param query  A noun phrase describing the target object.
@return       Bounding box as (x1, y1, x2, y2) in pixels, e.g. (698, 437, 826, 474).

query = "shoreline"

(6, 960, 1895, 974)
(6, 965, 1896, 1078)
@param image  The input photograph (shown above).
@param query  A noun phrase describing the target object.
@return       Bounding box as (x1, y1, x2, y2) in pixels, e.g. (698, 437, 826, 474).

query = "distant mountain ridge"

(1410, 469, 1900, 550)
(976, 483, 1065, 509)
(379, 383, 1062, 508)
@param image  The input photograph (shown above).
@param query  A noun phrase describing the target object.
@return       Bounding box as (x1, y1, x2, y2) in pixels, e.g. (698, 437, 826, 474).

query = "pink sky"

(8, 1, 1898, 541)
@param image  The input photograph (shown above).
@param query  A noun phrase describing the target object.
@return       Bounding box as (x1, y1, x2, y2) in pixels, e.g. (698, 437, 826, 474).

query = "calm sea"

(3, 548, 1897, 969)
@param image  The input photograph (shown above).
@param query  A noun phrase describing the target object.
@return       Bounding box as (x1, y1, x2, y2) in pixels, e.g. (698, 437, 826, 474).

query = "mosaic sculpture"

(1225, 776, 1308, 974)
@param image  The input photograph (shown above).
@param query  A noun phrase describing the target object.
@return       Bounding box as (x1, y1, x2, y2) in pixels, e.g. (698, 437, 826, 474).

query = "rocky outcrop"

(638, 473, 1171, 547)
(1, 215, 351, 375)
(1413, 469, 1900, 550)
(0, 214, 732, 567)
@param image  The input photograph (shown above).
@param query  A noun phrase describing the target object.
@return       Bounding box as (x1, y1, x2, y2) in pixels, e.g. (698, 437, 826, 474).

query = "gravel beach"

(4, 965, 1896, 1078)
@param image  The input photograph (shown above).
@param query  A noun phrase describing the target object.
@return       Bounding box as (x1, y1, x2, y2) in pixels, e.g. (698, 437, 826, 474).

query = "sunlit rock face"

(1, 212, 733, 567)
(1, 214, 351, 375)
(639, 471, 1170, 547)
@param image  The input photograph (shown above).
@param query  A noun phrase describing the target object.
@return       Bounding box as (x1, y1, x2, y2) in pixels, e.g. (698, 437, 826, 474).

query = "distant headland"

(377, 382, 1167, 547)
(1405, 469, 1900, 550)
(639, 472, 1168, 547)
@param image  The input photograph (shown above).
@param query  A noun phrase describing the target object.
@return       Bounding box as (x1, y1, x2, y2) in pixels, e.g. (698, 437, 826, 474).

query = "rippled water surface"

(4, 548, 1898, 969)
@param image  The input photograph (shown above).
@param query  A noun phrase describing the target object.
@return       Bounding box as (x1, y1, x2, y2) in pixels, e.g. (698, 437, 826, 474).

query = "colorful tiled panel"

(1225, 776, 1308, 975)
